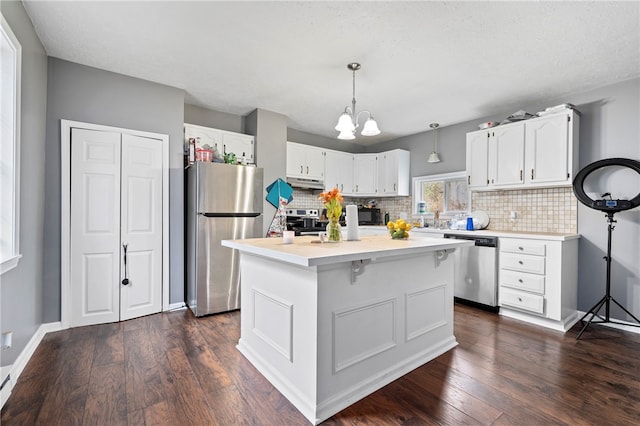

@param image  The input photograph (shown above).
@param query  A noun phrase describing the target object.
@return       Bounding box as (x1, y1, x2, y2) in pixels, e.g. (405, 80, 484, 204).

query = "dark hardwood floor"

(2, 303, 639, 425)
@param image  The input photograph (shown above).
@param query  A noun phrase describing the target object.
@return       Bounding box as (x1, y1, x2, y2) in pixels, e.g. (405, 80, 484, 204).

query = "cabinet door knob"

(468, 176, 471, 185)
(306, 166, 309, 174)
(518, 260, 524, 265)
(518, 279, 523, 283)
(520, 170, 523, 181)
(518, 246, 524, 250)
(300, 165, 303, 173)
(518, 297, 523, 302)
(531, 169, 535, 180)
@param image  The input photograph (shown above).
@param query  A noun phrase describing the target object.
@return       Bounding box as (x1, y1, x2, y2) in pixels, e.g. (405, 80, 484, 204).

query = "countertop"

(221, 235, 473, 267)
(359, 226, 580, 241)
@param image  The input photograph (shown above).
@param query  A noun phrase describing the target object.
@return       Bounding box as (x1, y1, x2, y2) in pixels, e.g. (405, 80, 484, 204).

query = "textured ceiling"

(22, 1, 640, 145)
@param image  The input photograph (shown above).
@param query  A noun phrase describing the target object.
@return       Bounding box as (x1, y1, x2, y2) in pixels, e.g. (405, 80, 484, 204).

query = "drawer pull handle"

(518, 279, 523, 283)
(518, 297, 523, 302)
(518, 246, 524, 250)
(518, 261, 524, 265)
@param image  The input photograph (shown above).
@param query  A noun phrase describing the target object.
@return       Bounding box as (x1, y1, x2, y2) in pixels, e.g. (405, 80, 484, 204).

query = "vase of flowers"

(319, 187, 343, 242)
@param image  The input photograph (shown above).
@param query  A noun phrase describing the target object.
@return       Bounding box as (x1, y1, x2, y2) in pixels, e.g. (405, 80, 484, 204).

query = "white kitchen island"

(221, 235, 473, 424)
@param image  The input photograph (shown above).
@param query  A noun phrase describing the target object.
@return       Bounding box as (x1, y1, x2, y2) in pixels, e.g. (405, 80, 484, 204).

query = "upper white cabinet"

(377, 149, 410, 196)
(185, 123, 255, 164)
(324, 150, 354, 194)
(354, 154, 378, 195)
(286, 142, 325, 180)
(466, 131, 489, 189)
(488, 123, 525, 187)
(525, 112, 579, 185)
(466, 110, 579, 190)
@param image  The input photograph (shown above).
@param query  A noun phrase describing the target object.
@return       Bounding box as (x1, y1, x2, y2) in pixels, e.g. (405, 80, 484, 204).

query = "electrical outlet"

(1, 332, 12, 350)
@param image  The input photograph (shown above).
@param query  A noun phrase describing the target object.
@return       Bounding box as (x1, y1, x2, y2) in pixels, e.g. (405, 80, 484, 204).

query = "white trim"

(60, 120, 170, 330)
(0, 254, 22, 275)
(0, 322, 62, 410)
(411, 170, 470, 215)
(0, 15, 22, 274)
(576, 310, 640, 335)
(169, 302, 187, 311)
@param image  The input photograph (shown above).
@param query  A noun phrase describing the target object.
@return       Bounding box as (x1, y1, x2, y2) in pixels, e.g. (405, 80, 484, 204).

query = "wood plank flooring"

(2, 303, 639, 425)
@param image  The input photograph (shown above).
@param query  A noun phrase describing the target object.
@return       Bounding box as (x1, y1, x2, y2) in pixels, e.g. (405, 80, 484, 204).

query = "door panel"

(120, 134, 163, 321)
(194, 216, 262, 316)
(70, 128, 121, 327)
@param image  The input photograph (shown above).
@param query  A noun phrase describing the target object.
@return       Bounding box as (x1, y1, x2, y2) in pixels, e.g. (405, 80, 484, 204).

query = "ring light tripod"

(573, 158, 640, 339)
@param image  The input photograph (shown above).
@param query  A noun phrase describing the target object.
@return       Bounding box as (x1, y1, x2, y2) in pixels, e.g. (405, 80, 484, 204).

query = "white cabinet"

(324, 149, 354, 193)
(466, 131, 489, 189)
(377, 149, 410, 196)
(525, 111, 579, 186)
(488, 123, 525, 187)
(466, 110, 579, 190)
(498, 236, 579, 331)
(354, 154, 378, 195)
(184, 123, 255, 164)
(286, 142, 325, 180)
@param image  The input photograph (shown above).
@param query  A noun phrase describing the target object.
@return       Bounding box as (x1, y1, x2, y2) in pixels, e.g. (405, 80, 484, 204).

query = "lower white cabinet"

(498, 236, 579, 331)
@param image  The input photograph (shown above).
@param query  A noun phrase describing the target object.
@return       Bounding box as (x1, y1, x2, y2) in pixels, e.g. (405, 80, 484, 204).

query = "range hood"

(286, 176, 325, 190)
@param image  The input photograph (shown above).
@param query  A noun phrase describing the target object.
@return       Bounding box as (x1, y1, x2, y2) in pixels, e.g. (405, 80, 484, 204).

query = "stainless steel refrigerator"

(186, 162, 263, 316)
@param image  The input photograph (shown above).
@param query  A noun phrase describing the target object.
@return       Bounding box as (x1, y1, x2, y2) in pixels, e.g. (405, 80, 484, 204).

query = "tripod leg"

(609, 297, 640, 325)
(576, 296, 608, 340)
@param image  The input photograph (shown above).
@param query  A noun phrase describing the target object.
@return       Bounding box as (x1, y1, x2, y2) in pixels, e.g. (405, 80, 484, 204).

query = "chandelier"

(334, 62, 381, 140)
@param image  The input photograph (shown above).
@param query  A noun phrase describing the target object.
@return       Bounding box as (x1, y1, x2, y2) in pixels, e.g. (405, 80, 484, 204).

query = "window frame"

(1, 15, 22, 275)
(412, 171, 470, 215)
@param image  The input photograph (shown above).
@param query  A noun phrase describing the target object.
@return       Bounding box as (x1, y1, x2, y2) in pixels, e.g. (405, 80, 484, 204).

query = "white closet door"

(70, 128, 121, 327)
(119, 134, 163, 320)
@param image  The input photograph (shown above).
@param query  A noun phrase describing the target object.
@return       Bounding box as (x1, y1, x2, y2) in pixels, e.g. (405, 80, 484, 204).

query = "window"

(412, 171, 469, 215)
(1, 15, 22, 274)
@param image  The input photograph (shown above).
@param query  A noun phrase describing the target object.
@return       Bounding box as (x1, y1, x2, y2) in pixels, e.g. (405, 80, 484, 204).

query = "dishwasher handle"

(444, 233, 498, 248)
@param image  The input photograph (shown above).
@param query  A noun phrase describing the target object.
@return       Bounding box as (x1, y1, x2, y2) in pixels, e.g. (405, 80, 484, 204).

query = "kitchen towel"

(346, 204, 359, 241)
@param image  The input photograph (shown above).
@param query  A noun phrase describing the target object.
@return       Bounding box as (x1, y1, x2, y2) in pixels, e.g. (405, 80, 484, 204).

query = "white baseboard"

(168, 302, 186, 311)
(0, 321, 62, 410)
(576, 311, 640, 335)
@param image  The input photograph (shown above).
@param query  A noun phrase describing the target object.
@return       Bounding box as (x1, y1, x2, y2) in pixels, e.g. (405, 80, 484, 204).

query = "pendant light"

(334, 62, 381, 140)
(427, 123, 441, 163)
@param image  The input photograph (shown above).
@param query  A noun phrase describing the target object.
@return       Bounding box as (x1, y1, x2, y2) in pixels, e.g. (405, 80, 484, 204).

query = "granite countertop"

(221, 235, 473, 267)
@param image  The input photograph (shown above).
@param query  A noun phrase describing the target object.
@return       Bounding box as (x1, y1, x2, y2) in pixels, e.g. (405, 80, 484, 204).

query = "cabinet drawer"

(500, 253, 546, 275)
(500, 239, 546, 256)
(500, 287, 545, 315)
(500, 270, 545, 294)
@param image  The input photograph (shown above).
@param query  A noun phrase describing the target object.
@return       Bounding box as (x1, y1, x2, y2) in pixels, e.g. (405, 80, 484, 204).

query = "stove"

(285, 208, 326, 236)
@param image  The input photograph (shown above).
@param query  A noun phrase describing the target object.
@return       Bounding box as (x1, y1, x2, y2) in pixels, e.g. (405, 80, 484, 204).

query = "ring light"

(572, 157, 640, 213)
(572, 157, 640, 339)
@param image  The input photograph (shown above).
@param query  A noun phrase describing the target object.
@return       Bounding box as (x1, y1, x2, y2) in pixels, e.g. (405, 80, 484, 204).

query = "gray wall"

(246, 109, 288, 236)
(184, 104, 243, 133)
(287, 128, 365, 153)
(370, 77, 640, 321)
(0, 0, 48, 366)
(43, 58, 186, 322)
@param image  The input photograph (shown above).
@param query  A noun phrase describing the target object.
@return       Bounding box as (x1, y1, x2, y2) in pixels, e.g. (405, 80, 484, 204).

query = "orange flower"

(318, 187, 343, 219)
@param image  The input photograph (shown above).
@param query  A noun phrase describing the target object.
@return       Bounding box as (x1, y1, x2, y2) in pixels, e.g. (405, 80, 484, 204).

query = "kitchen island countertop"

(221, 234, 473, 267)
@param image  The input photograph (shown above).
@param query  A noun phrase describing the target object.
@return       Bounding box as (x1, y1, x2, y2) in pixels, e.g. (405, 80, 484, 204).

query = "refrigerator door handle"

(199, 212, 261, 218)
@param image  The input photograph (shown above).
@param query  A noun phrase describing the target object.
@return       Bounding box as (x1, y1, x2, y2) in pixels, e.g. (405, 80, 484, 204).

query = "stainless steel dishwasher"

(443, 234, 498, 311)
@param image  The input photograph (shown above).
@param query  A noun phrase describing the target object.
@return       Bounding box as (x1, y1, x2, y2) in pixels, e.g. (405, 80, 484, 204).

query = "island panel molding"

(333, 297, 397, 373)
(223, 235, 473, 424)
(405, 285, 448, 341)
(251, 289, 294, 362)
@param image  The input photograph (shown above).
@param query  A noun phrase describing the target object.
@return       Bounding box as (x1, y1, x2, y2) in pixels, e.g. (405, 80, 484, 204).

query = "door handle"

(122, 243, 130, 285)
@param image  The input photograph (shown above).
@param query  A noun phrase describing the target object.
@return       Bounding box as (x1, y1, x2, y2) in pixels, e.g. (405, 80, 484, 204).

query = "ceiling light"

(334, 62, 381, 139)
(427, 123, 441, 163)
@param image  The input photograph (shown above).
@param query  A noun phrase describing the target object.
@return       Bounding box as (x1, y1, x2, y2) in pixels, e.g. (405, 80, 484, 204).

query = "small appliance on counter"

(357, 207, 381, 225)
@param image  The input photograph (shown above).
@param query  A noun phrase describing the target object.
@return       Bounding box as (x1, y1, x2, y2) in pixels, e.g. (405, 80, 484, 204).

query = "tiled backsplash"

(471, 187, 577, 233)
(288, 190, 411, 222)
(289, 186, 577, 233)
